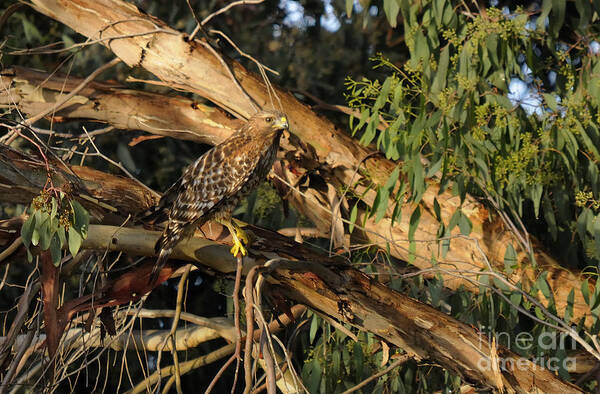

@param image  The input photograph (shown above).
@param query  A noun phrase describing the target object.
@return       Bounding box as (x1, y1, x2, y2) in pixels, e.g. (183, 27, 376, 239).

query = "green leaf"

(359, 117, 377, 145)
(51, 197, 58, 217)
(21, 214, 36, 248)
(432, 0, 444, 27)
(550, 0, 565, 37)
(372, 188, 389, 223)
(70, 200, 90, 237)
(430, 46, 449, 97)
(426, 156, 443, 178)
(68, 227, 82, 256)
(448, 209, 461, 232)
(57, 226, 66, 246)
(38, 218, 52, 250)
(594, 219, 600, 263)
(574, 0, 590, 30)
(408, 206, 421, 240)
(458, 213, 472, 236)
(433, 198, 441, 222)
(374, 78, 391, 111)
(356, 109, 370, 132)
(565, 288, 574, 323)
(307, 358, 322, 393)
(592, 283, 600, 311)
(385, 165, 400, 191)
(413, 30, 429, 63)
(15, 13, 43, 43)
(349, 203, 358, 234)
(309, 313, 318, 344)
(576, 209, 592, 240)
(383, 0, 400, 27)
(504, 244, 517, 275)
(411, 156, 425, 203)
(353, 342, 364, 378)
(536, 273, 553, 301)
(31, 224, 40, 247)
(582, 279, 590, 305)
(473, 157, 490, 181)
(49, 233, 62, 266)
(531, 184, 543, 219)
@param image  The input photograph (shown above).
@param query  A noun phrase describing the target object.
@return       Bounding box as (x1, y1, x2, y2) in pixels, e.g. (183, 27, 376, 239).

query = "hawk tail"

(149, 223, 184, 284)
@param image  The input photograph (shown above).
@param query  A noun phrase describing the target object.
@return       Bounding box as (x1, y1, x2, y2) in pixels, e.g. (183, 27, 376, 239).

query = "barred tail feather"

(149, 223, 184, 284)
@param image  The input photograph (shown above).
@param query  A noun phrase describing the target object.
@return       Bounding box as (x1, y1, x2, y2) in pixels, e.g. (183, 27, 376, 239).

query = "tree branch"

(0, 216, 581, 392)
(1, 61, 595, 327)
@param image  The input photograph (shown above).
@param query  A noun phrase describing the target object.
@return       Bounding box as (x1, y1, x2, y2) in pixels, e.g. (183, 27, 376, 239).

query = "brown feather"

(149, 110, 288, 283)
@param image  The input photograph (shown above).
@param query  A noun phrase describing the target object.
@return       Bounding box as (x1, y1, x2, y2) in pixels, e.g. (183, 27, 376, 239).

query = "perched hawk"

(150, 110, 289, 283)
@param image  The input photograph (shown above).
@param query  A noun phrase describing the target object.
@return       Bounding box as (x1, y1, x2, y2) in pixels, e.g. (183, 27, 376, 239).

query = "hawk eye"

(265, 117, 273, 123)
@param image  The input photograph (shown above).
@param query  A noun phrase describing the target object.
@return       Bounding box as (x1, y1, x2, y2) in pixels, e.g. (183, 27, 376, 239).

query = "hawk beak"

(273, 116, 289, 130)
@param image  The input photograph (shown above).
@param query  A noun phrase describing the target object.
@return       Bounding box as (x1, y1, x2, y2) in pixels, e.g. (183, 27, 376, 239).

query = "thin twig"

(260, 331, 277, 394)
(231, 255, 244, 394)
(189, 0, 264, 40)
(10, 29, 173, 56)
(199, 41, 259, 113)
(341, 354, 413, 394)
(209, 30, 279, 76)
(81, 126, 157, 196)
(23, 58, 120, 126)
(243, 266, 260, 393)
(185, 0, 208, 42)
(205, 255, 244, 394)
(0, 236, 21, 264)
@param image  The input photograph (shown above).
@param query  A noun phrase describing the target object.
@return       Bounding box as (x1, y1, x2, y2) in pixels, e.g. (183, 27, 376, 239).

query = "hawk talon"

(230, 240, 247, 257)
(230, 223, 249, 257)
(219, 218, 251, 257)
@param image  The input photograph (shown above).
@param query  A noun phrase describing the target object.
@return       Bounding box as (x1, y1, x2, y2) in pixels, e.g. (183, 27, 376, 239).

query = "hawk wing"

(168, 133, 265, 225)
(150, 134, 271, 281)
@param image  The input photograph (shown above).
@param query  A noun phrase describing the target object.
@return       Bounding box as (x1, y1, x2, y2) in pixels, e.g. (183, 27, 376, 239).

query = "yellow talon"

(218, 218, 250, 257)
(234, 224, 250, 246)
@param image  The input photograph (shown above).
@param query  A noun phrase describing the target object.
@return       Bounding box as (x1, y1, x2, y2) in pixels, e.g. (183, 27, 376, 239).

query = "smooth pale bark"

(0, 67, 242, 145)
(0, 220, 581, 392)
(4, 57, 595, 327)
(264, 261, 582, 393)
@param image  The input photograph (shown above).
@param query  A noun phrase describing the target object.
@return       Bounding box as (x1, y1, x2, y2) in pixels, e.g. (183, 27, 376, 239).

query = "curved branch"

(6, 0, 595, 325)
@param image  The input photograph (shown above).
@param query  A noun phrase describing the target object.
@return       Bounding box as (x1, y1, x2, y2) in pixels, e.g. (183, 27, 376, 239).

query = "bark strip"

(2, 58, 595, 325)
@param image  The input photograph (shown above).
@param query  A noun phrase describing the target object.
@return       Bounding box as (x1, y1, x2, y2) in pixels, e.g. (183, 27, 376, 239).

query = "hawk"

(150, 110, 289, 283)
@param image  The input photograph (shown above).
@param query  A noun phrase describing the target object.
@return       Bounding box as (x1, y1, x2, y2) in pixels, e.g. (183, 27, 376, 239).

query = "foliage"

(338, 0, 600, 390)
(346, 0, 600, 268)
(3, 0, 600, 392)
(21, 190, 89, 265)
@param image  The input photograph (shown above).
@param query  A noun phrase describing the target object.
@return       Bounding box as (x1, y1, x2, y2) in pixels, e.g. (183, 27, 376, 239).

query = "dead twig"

(158, 265, 192, 394)
(23, 58, 120, 126)
(189, 0, 264, 40)
(205, 255, 244, 394)
(341, 354, 413, 394)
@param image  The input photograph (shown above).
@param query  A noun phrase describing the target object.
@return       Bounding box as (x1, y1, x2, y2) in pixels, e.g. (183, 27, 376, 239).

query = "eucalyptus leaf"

(68, 227, 82, 256)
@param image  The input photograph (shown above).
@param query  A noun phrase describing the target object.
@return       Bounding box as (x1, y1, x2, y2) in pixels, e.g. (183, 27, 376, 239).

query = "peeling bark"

(3, 58, 595, 327)
(0, 67, 241, 145)
(0, 216, 581, 392)
(264, 261, 582, 393)
(0, 144, 158, 220)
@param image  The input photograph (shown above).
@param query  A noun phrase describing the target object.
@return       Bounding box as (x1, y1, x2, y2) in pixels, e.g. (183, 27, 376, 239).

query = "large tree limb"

(0, 143, 158, 220)
(0, 143, 586, 390)
(263, 260, 582, 393)
(0, 66, 242, 145)
(2, 56, 595, 327)
(0, 217, 581, 392)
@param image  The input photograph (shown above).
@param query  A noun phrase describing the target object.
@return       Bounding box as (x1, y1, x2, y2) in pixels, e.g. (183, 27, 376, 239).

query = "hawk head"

(246, 110, 289, 138)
